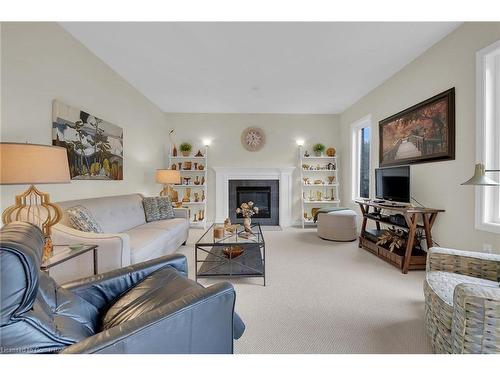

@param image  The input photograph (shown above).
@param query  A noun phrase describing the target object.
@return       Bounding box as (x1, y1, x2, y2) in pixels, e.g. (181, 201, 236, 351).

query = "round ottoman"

(317, 209, 358, 241)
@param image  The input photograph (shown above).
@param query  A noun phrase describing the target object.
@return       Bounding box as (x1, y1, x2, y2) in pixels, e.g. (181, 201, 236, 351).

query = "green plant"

(313, 143, 326, 153)
(179, 142, 192, 152)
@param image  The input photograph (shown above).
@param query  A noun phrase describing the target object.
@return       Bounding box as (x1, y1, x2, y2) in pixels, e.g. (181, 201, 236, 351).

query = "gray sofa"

(51, 194, 189, 283)
(0, 222, 244, 354)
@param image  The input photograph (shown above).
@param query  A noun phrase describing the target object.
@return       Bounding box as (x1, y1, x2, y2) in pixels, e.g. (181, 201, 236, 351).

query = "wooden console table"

(354, 199, 444, 274)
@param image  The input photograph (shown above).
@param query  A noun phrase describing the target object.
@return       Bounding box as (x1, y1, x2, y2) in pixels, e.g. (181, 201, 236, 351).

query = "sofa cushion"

(426, 271, 498, 306)
(124, 219, 188, 264)
(140, 218, 190, 239)
(57, 194, 146, 233)
(102, 266, 201, 330)
(66, 206, 103, 233)
(142, 196, 175, 222)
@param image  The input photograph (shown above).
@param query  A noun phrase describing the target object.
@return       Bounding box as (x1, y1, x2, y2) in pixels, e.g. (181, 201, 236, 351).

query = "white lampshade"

(155, 169, 180, 184)
(0, 143, 70, 184)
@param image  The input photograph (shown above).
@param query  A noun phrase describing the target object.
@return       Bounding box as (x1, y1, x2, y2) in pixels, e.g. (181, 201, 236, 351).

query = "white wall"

(338, 22, 500, 252)
(0, 22, 168, 212)
(164, 113, 339, 224)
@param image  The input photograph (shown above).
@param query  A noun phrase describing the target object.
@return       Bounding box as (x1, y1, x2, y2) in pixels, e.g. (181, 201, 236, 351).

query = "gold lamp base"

(160, 184, 176, 199)
(2, 185, 62, 262)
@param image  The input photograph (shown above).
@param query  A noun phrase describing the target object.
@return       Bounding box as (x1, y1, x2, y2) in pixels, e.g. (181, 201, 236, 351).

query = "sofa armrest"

(173, 208, 189, 219)
(451, 283, 500, 353)
(61, 254, 188, 310)
(52, 224, 131, 272)
(60, 282, 236, 354)
(427, 247, 500, 282)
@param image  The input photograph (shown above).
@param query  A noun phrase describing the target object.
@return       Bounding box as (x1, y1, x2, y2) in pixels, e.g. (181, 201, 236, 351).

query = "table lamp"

(461, 163, 500, 186)
(156, 169, 180, 197)
(0, 142, 70, 260)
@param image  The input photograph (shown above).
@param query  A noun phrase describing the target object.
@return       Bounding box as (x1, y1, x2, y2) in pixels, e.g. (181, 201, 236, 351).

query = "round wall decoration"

(241, 127, 265, 151)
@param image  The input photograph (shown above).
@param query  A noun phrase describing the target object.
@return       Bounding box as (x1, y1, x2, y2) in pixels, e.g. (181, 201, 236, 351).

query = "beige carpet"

(177, 227, 432, 354)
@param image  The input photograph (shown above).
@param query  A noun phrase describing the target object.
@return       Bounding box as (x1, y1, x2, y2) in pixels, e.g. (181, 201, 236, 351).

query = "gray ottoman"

(317, 209, 358, 241)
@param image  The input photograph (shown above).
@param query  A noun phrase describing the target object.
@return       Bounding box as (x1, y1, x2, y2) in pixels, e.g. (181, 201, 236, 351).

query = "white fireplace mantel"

(212, 166, 295, 227)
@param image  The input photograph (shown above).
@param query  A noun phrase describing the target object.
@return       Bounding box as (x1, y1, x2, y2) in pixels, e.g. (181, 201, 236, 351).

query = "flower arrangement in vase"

(236, 201, 259, 237)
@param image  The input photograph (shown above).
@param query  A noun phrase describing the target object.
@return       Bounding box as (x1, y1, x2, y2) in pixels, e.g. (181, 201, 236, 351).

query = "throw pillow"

(66, 205, 103, 233)
(142, 196, 175, 222)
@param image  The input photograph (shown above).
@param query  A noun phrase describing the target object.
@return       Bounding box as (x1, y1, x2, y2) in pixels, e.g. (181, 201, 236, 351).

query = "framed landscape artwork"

(52, 100, 124, 180)
(379, 88, 455, 167)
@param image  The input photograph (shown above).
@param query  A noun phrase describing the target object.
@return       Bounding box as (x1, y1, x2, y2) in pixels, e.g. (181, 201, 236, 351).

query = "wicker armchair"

(424, 247, 500, 354)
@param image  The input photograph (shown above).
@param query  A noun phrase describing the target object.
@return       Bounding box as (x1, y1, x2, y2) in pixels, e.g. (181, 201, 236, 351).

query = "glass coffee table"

(195, 223, 266, 286)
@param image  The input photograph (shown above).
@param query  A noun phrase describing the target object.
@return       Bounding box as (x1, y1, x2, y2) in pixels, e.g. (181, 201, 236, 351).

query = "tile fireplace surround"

(213, 167, 295, 227)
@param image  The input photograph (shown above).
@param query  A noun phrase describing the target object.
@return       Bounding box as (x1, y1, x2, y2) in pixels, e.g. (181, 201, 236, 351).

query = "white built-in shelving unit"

(298, 146, 340, 228)
(168, 145, 208, 229)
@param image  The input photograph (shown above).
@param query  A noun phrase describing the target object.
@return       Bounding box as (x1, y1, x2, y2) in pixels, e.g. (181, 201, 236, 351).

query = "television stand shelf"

(354, 199, 444, 274)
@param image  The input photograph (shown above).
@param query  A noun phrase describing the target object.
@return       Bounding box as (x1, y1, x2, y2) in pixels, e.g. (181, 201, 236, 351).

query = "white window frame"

(350, 115, 373, 201)
(475, 39, 500, 234)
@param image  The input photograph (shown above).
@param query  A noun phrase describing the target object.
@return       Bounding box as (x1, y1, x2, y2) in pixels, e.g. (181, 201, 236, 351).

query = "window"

(476, 39, 500, 234)
(351, 115, 372, 200)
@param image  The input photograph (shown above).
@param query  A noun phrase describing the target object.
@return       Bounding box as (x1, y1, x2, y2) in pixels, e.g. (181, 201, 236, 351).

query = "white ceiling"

(61, 22, 460, 114)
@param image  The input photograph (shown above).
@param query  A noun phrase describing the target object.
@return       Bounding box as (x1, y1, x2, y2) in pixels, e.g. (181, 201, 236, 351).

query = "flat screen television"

(375, 166, 410, 203)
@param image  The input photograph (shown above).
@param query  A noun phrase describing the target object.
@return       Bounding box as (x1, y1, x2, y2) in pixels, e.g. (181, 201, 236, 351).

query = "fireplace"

(229, 179, 279, 226)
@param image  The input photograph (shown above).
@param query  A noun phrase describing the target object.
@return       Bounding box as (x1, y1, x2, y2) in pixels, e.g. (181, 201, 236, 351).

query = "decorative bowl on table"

(223, 245, 244, 259)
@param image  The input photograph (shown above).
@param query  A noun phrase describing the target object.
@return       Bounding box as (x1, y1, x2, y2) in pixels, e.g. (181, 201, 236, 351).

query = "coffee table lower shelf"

(196, 244, 265, 285)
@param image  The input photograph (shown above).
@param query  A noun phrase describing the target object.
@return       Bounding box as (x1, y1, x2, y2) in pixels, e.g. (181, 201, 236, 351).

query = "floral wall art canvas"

(52, 100, 123, 180)
(379, 88, 455, 166)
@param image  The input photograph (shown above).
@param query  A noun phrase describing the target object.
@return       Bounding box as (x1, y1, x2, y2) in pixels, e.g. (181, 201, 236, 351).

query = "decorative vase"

(243, 217, 253, 235)
(172, 144, 178, 157)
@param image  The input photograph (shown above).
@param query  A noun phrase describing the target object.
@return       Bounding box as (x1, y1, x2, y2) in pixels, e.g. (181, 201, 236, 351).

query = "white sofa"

(50, 193, 189, 283)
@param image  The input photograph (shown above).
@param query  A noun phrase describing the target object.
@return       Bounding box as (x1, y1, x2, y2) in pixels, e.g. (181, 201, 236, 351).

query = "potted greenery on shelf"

(180, 142, 192, 157)
(313, 143, 326, 156)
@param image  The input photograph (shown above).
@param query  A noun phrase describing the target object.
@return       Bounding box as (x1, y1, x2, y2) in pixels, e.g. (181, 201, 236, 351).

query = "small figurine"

(194, 162, 198, 170)
(303, 177, 310, 185)
(304, 150, 310, 157)
(327, 162, 335, 170)
(177, 162, 182, 170)
(195, 150, 204, 157)
(201, 176, 205, 185)
(201, 190, 205, 202)
(170, 189, 179, 203)
(327, 176, 335, 184)
(182, 188, 191, 203)
(194, 176, 200, 185)
(224, 217, 237, 234)
(194, 192, 200, 202)
(193, 213, 198, 222)
(171, 163, 177, 170)
(183, 177, 191, 185)
(169, 129, 178, 157)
